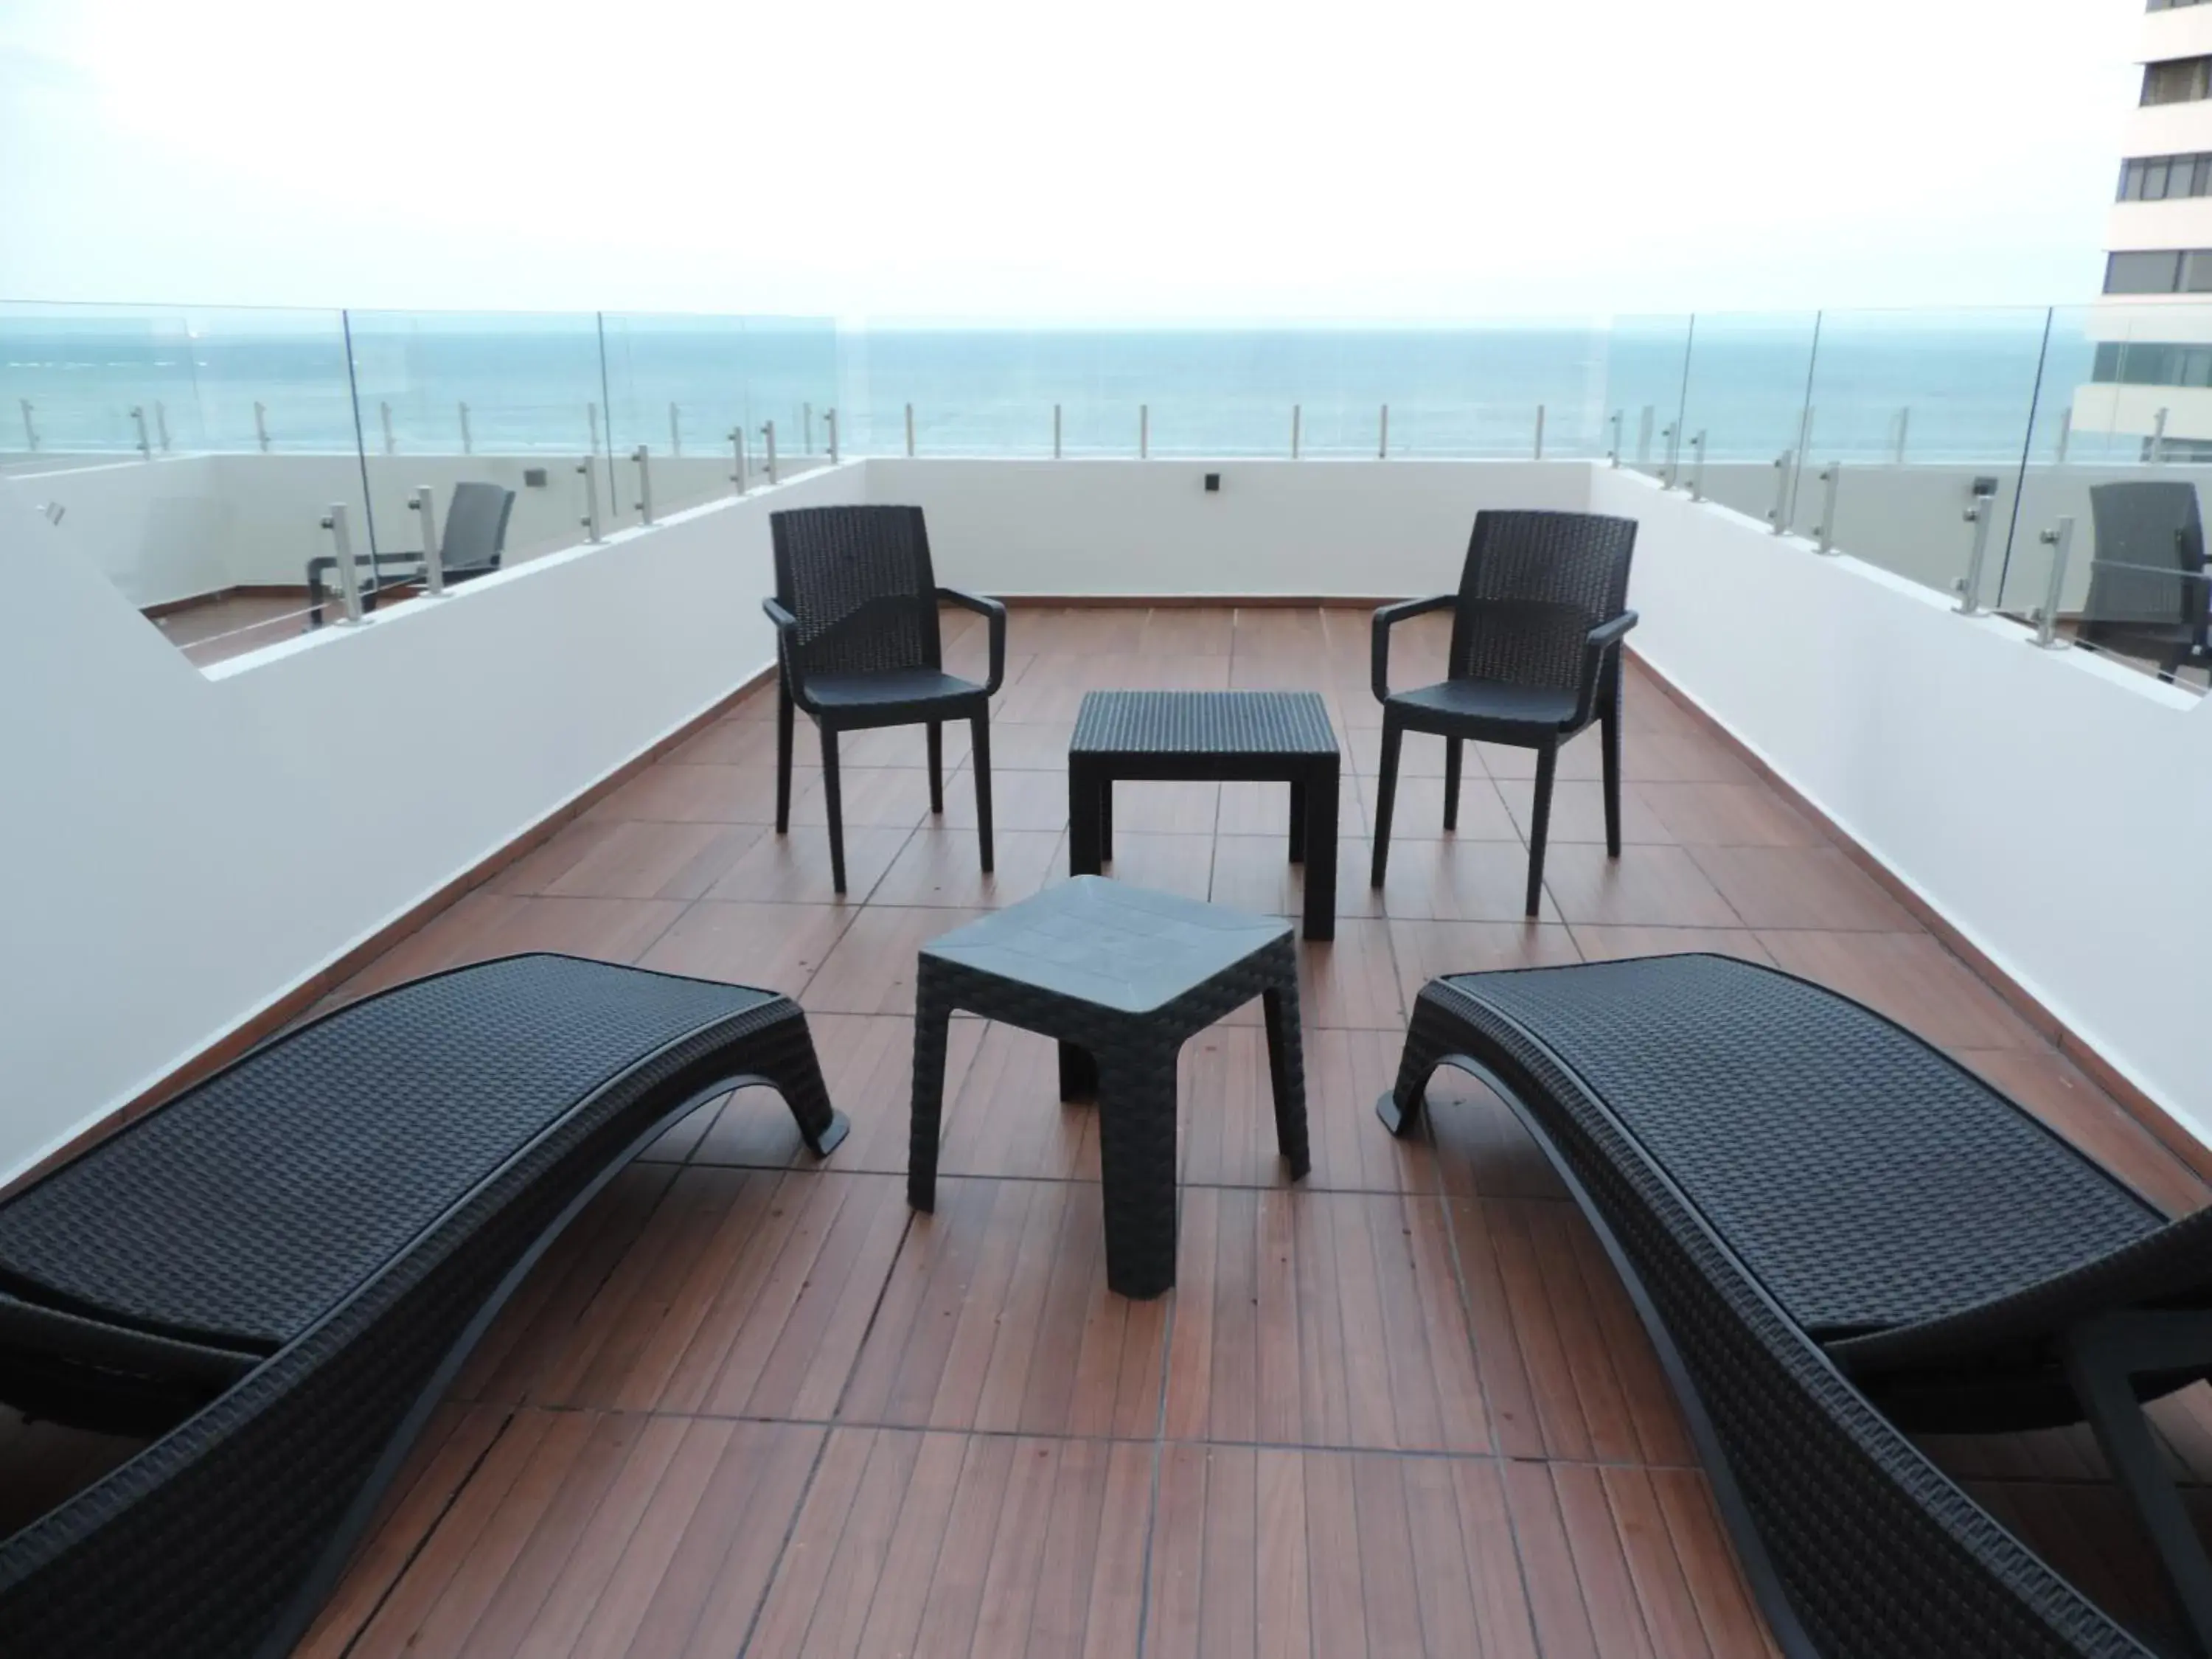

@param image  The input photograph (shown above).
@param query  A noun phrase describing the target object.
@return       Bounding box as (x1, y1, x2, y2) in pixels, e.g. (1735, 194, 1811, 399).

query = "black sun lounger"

(1382, 952, 2209, 1659)
(0, 953, 846, 1658)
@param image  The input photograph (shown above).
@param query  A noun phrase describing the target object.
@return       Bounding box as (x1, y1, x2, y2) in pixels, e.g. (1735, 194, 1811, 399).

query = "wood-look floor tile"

(841, 1176, 1166, 1438)
(804, 905, 987, 1015)
(636, 900, 854, 998)
(334, 892, 689, 1001)
(1685, 844, 1921, 932)
(1756, 929, 2042, 1050)
(1568, 926, 1776, 967)
(939, 766, 1070, 831)
(1141, 608, 1238, 655)
(498, 818, 767, 902)
(1183, 1026, 1434, 1194)
(1165, 1187, 1489, 1453)
(1100, 779, 1222, 835)
(1476, 738, 1604, 782)
(1387, 918, 1582, 1013)
(1494, 777, 1675, 845)
(479, 1169, 905, 1417)
(1098, 831, 1217, 903)
(1357, 772, 1521, 841)
(975, 720, 1076, 771)
(787, 765, 938, 830)
(1636, 781, 1824, 847)
(1539, 845, 1742, 928)
(583, 762, 786, 824)
(701, 824, 911, 905)
(1217, 776, 1367, 838)
(663, 714, 788, 768)
(1374, 838, 1564, 922)
(871, 826, 1064, 908)
(1417, 1064, 1572, 1202)
(933, 1021, 1099, 1183)
(1345, 724, 1457, 778)
(672, 1012, 987, 1176)
(1206, 834, 1383, 925)
(837, 720, 973, 771)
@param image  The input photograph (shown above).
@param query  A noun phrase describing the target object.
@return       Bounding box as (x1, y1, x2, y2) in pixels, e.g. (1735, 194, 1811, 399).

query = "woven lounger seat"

(1382, 953, 2212, 1659)
(0, 953, 846, 1659)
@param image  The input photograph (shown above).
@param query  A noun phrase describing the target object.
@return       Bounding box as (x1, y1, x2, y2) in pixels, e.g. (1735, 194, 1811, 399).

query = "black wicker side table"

(1068, 689, 1341, 941)
(909, 877, 1310, 1298)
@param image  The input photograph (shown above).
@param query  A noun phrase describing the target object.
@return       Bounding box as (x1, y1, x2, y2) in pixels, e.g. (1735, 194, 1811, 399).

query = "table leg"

(1287, 779, 1307, 863)
(1301, 760, 1339, 942)
(1100, 779, 1114, 864)
(1262, 977, 1311, 1181)
(1059, 1041, 1099, 1101)
(1094, 1040, 1179, 1298)
(908, 973, 956, 1212)
(1068, 762, 1105, 876)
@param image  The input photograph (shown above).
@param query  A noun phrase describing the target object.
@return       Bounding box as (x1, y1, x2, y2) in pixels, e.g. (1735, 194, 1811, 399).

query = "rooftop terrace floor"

(7, 604, 2208, 1656)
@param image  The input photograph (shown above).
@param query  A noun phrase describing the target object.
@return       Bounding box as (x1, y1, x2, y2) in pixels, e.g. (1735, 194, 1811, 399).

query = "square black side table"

(910, 877, 1310, 1298)
(1068, 690, 1341, 941)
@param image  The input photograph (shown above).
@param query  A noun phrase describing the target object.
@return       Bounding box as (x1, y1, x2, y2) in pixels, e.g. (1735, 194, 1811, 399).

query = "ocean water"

(0, 312, 2099, 466)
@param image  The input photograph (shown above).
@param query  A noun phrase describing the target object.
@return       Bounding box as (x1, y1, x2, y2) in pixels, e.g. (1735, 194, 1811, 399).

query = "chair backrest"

(1449, 510, 1638, 691)
(438, 482, 515, 577)
(2083, 481, 2208, 642)
(769, 505, 944, 678)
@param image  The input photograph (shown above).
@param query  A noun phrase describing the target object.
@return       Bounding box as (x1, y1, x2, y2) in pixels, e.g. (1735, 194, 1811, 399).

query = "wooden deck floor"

(9, 603, 2208, 1656)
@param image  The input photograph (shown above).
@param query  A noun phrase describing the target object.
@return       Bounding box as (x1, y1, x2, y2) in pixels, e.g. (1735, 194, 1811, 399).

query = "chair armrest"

(938, 586, 1009, 695)
(762, 597, 817, 713)
(1571, 610, 1640, 728)
(1371, 593, 1456, 703)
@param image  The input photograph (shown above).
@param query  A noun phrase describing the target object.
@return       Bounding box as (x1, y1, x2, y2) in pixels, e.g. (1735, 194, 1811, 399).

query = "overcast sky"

(0, 0, 2141, 320)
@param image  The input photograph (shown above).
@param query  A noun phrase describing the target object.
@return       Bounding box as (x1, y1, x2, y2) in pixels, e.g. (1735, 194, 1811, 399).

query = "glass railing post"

(1958, 491, 1997, 615)
(1140, 403, 1149, 459)
(633, 445, 654, 525)
(2054, 407, 2071, 465)
(2032, 518, 2076, 647)
(17, 398, 35, 452)
(459, 401, 472, 456)
(1813, 462, 1842, 555)
(762, 420, 779, 484)
(1768, 449, 1795, 535)
(1891, 406, 1910, 464)
(577, 457, 602, 542)
(1660, 422, 1680, 488)
(668, 402, 681, 459)
(130, 405, 150, 459)
(905, 403, 915, 457)
(1379, 403, 1389, 460)
(254, 400, 271, 452)
(729, 426, 749, 495)
(1636, 406, 1655, 465)
(1291, 403, 1301, 460)
(1688, 431, 1707, 501)
(322, 504, 365, 625)
(1533, 403, 1545, 460)
(1053, 403, 1062, 459)
(1607, 410, 1621, 468)
(2151, 406, 2170, 465)
(155, 401, 171, 453)
(380, 400, 394, 455)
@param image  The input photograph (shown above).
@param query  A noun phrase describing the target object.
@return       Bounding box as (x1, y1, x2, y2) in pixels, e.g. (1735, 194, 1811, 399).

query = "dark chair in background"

(1369, 509, 1638, 917)
(307, 481, 515, 627)
(2082, 481, 2212, 686)
(765, 505, 1006, 893)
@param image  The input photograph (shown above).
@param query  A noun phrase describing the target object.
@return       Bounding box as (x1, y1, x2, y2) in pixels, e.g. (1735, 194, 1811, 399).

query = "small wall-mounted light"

(1203, 472, 1221, 493)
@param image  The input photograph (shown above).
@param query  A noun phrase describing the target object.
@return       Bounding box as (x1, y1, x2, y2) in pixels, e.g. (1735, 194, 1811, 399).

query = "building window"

(2107, 250, 2187, 292)
(2093, 341, 2212, 386)
(2150, 0, 2211, 11)
(2143, 55, 2212, 104)
(2118, 153, 2212, 200)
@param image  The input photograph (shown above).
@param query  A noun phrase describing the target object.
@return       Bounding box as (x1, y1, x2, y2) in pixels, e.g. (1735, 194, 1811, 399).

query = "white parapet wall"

(0, 460, 865, 1188)
(1594, 465, 2211, 1138)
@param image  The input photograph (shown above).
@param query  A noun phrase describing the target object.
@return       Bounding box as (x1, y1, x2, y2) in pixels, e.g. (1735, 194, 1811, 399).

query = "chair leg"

(775, 683, 796, 835)
(970, 712, 994, 874)
(1524, 743, 1558, 919)
(927, 721, 945, 815)
(1370, 714, 1403, 888)
(1601, 667, 1624, 859)
(1443, 737, 1462, 832)
(1093, 1042, 1180, 1298)
(818, 723, 847, 894)
(1262, 980, 1311, 1180)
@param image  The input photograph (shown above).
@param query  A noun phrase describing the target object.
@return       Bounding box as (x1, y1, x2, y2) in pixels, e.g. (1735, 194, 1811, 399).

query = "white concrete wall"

(1593, 465, 2211, 1139)
(0, 461, 864, 1189)
(863, 458, 1591, 597)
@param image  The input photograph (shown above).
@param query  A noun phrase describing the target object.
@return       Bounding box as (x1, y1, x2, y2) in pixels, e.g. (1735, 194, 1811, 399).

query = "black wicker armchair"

(0, 953, 846, 1659)
(765, 505, 1006, 893)
(1382, 953, 2209, 1658)
(1371, 509, 1638, 917)
(307, 480, 515, 627)
(2081, 481, 2212, 686)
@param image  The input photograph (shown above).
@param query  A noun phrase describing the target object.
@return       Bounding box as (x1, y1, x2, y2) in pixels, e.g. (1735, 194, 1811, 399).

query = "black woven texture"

(909, 880, 1307, 1298)
(1070, 690, 1340, 757)
(0, 954, 839, 1659)
(1389, 961, 2153, 1658)
(1430, 955, 2161, 1336)
(1449, 509, 1637, 693)
(0, 956, 780, 1350)
(771, 504, 945, 679)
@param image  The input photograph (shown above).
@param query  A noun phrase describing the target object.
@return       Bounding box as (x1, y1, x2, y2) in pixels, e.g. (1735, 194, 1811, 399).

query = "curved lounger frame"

(1380, 962, 2155, 1659)
(0, 954, 846, 1659)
